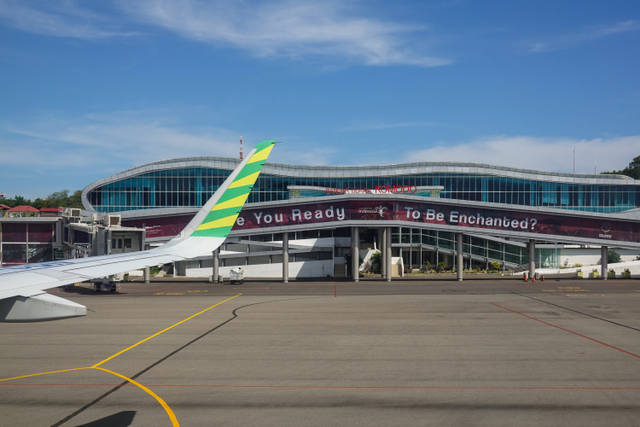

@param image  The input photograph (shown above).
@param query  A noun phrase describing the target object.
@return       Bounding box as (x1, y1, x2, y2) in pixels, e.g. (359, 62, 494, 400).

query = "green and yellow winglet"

(191, 140, 275, 238)
(159, 140, 275, 258)
(172, 141, 275, 238)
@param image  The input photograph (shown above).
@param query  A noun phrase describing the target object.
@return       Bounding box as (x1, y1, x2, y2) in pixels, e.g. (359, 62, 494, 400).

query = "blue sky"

(1, 0, 639, 199)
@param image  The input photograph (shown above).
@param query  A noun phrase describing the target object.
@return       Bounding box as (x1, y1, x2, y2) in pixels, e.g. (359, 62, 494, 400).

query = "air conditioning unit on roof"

(106, 215, 121, 227)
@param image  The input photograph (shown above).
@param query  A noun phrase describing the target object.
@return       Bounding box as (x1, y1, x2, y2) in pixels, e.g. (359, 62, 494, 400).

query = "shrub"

(489, 261, 501, 272)
(370, 251, 382, 274)
(422, 260, 431, 271)
(573, 263, 582, 268)
(608, 250, 621, 264)
(436, 262, 445, 273)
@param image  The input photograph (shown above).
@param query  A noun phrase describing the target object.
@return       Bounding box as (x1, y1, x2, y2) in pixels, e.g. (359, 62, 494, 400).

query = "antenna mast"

(240, 135, 243, 160)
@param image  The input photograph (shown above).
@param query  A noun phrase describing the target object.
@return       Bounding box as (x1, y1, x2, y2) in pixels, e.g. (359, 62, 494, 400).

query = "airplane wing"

(0, 140, 276, 322)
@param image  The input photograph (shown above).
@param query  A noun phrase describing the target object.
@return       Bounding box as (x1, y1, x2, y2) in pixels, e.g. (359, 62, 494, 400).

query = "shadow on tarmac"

(76, 411, 136, 427)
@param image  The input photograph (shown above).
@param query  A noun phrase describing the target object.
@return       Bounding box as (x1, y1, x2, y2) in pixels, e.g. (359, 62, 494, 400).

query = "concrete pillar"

(380, 228, 386, 278)
(144, 266, 150, 284)
(528, 239, 536, 279)
(352, 227, 359, 282)
(601, 246, 608, 280)
(283, 232, 289, 283)
(212, 248, 220, 283)
(386, 227, 392, 282)
(456, 233, 463, 281)
(409, 229, 413, 270)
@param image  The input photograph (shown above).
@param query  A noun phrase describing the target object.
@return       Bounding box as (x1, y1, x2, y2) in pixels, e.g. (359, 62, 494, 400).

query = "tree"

(0, 189, 84, 210)
(607, 250, 621, 264)
(603, 155, 640, 180)
(370, 251, 382, 274)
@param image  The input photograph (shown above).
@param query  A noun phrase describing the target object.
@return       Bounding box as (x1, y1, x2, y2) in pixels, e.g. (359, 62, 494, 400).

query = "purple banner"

(234, 200, 640, 244)
(123, 215, 193, 239)
(121, 199, 640, 244)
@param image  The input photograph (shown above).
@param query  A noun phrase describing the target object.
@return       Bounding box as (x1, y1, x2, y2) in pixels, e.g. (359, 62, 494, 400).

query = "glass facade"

(87, 165, 640, 214)
(393, 227, 530, 267)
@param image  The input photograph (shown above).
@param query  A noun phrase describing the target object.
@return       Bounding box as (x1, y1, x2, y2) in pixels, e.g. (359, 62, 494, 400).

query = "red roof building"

(5, 205, 39, 218)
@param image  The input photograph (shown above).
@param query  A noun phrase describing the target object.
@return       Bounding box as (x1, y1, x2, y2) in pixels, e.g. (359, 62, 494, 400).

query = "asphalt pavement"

(1, 275, 639, 426)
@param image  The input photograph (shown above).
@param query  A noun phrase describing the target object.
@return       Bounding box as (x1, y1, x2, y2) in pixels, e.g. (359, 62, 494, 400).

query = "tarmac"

(1, 275, 640, 426)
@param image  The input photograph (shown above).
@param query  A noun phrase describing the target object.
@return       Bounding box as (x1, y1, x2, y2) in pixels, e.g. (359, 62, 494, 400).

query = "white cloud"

(0, 110, 342, 172)
(0, 0, 138, 39)
(0, 110, 344, 198)
(269, 144, 337, 166)
(529, 20, 640, 53)
(0, 0, 450, 67)
(405, 135, 640, 174)
(119, 0, 451, 67)
(0, 110, 240, 169)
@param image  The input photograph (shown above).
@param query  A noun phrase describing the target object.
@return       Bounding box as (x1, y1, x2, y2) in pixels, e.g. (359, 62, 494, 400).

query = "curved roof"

(82, 156, 639, 210)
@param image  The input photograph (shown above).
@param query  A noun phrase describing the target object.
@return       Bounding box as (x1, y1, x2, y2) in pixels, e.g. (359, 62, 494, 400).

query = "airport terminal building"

(73, 156, 640, 280)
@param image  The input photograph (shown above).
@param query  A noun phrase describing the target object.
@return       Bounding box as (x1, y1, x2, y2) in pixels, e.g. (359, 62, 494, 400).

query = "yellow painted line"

(93, 294, 241, 367)
(94, 367, 179, 427)
(0, 367, 92, 383)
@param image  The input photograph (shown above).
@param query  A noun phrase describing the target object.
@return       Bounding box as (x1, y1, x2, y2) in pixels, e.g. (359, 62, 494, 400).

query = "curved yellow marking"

(0, 367, 92, 383)
(213, 193, 249, 211)
(228, 171, 260, 189)
(94, 367, 179, 427)
(195, 214, 238, 231)
(93, 294, 241, 367)
(248, 145, 274, 164)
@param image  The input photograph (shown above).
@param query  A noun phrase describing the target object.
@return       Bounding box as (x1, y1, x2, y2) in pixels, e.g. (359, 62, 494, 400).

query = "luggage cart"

(229, 268, 244, 285)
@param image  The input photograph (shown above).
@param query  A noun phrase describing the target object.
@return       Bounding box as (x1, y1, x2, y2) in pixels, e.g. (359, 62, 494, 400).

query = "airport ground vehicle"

(90, 277, 119, 292)
(229, 268, 244, 285)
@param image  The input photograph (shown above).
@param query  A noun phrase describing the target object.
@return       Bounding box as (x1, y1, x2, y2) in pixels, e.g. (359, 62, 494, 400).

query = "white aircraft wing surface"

(0, 140, 276, 322)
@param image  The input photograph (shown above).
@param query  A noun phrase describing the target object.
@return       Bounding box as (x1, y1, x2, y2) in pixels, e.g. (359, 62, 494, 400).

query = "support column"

(419, 230, 423, 271)
(283, 232, 289, 283)
(601, 246, 608, 280)
(456, 233, 463, 281)
(380, 228, 386, 279)
(529, 239, 536, 280)
(409, 229, 413, 270)
(212, 248, 219, 283)
(144, 266, 150, 284)
(386, 227, 392, 282)
(352, 227, 359, 282)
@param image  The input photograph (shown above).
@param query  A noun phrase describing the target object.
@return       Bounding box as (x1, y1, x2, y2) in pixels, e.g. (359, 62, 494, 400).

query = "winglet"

(189, 140, 275, 238)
